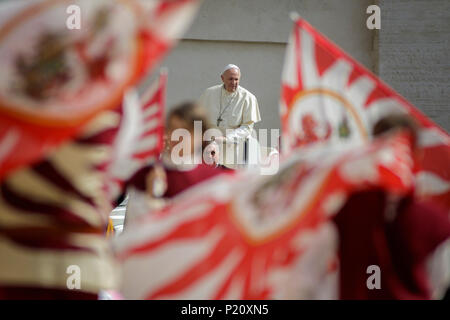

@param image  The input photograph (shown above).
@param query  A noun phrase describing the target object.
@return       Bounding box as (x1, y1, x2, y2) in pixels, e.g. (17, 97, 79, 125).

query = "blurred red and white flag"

(107, 70, 167, 197)
(115, 131, 415, 299)
(0, 0, 200, 181)
(280, 15, 450, 209)
(134, 69, 167, 162)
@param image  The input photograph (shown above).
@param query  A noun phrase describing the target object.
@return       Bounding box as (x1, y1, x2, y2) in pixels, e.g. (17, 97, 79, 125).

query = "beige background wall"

(142, 0, 375, 133)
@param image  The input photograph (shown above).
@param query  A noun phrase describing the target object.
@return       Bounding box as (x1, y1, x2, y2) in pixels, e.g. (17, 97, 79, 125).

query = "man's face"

(221, 68, 240, 92)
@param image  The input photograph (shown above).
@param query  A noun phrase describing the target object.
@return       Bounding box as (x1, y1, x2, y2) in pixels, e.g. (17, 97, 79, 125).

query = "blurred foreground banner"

(116, 132, 415, 299)
(0, 0, 201, 180)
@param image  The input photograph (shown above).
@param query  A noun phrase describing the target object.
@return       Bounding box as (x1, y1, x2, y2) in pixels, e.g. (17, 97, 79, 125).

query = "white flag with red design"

(280, 15, 450, 209)
(115, 131, 415, 299)
(106, 70, 167, 197)
(0, 0, 201, 181)
(134, 70, 167, 162)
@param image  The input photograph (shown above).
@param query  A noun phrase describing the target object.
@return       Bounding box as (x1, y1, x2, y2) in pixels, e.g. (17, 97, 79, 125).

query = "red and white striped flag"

(280, 15, 450, 209)
(0, 0, 201, 181)
(134, 70, 167, 162)
(115, 131, 415, 299)
(106, 70, 167, 197)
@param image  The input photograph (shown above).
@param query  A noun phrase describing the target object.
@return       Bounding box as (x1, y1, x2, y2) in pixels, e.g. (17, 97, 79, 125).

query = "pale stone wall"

(377, 0, 449, 131)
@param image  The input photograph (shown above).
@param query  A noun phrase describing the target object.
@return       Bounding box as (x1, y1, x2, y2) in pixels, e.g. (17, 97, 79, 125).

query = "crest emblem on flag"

(0, 0, 201, 180)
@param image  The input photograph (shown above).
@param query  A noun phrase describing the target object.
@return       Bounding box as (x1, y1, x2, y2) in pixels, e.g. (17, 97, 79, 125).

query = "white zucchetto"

(222, 64, 240, 75)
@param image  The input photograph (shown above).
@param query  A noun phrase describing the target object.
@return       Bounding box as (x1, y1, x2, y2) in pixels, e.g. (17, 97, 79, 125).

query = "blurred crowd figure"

(333, 115, 450, 299)
(124, 102, 233, 226)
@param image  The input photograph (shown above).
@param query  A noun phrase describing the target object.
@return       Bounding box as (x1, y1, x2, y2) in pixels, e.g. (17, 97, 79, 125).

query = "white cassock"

(199, 84, 261, 169)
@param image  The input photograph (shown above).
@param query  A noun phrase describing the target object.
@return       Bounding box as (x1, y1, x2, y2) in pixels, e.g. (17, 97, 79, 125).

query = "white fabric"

(199, 84, 261, 169)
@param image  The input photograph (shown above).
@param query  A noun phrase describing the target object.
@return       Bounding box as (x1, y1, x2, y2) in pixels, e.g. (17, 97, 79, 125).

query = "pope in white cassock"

(199, 64, 261, 169)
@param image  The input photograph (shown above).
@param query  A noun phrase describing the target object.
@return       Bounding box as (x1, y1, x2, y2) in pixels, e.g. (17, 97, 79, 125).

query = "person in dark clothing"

(333, 115, 450, 299)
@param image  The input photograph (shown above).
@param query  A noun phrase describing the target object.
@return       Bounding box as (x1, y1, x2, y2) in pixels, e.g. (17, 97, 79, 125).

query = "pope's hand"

(204, 141, 219, 166)
(212, 136, 227, 144)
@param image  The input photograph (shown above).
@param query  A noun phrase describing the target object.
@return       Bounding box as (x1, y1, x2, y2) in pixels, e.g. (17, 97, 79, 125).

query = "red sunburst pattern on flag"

(280, 17, 449, 210)
(104, 70, 167, 200)
(116, 132, 415, 299)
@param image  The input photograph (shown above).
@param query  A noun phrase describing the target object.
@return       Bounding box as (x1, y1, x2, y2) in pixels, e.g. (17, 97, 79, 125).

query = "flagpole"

(157, 68, 168, 164)
(158, 67, 168, 104)
(159, 67, 169, 78)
